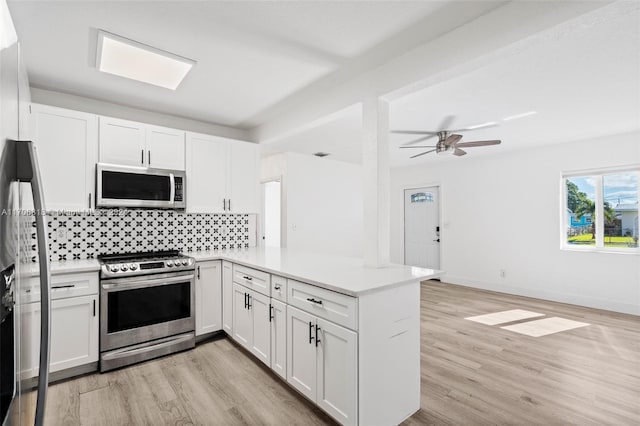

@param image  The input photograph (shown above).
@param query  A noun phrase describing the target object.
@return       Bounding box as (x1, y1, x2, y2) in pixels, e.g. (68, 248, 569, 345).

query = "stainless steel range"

(98, 250, 196, 372)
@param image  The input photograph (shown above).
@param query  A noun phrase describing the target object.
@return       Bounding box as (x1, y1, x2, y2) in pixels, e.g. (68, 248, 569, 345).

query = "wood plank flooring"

(36, 281, 639, 425)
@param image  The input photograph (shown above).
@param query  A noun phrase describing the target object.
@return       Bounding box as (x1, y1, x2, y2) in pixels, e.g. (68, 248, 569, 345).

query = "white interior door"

(261, 180, 281, 247)
(404, 186, 440, 269)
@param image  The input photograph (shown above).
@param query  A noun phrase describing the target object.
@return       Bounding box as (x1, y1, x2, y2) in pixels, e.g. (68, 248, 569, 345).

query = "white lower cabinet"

(287, 306, 357, 426)
(270, 299, 287, 380)
(231, 283, 271, 367)
(195, 261, 222, 336)
(222, 261, 233, 334)
(20, 294, 99, 378)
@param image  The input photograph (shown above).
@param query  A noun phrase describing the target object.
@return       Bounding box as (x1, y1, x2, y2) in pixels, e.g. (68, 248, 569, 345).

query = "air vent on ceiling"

(313, 152, 330, 157)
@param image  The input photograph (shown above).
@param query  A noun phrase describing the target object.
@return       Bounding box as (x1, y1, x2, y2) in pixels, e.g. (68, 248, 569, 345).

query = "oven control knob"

(120, 264, 128, 271)
(109, 265, 119, 273)
(130, 264, 138, 271)
(181, 259, 188, 266)
(167, 261, 174, 267)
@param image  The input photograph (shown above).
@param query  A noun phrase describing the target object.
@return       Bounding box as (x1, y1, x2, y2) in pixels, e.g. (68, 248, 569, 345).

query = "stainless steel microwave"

(96, 163, 186, 209)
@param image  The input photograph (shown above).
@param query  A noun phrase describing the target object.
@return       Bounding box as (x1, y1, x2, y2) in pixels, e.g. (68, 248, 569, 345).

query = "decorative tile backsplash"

(26, 210, 256, 262)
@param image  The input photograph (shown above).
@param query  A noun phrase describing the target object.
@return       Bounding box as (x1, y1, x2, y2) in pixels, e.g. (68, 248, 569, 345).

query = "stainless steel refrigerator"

(1, 1, 52, 425)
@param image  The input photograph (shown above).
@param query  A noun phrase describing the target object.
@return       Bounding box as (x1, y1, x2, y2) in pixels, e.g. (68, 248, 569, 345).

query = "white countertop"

(21, 258, 101, 277)
(22, 248, 443, 296)
(186, 247, 443, 296)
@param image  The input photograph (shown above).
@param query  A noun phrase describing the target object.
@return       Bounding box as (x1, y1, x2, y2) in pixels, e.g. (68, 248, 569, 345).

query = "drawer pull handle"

(52, 284, 75, 289)
(243, 276, 253, 281)
(306, 297, 323, 305)
(274, 285, 281, 290)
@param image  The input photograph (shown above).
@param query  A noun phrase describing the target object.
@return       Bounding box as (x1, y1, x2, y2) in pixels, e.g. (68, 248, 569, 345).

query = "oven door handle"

(169, 173, 175, 205)
(101, 274, 195, 291)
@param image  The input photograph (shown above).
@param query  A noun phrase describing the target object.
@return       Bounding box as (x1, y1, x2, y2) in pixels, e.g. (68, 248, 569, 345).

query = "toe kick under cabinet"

(228, 263, 421, 426)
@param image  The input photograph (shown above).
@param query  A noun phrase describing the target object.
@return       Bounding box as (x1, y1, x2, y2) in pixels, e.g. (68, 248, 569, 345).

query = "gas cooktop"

(98, 250, 195, 278)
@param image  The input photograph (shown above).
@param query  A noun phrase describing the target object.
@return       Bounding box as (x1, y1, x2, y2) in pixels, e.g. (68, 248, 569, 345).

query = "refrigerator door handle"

(14, 140, 51, 426)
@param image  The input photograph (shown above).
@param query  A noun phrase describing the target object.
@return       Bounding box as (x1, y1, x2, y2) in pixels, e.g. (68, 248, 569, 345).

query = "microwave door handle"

(13, 141, 52, 425)
(169, 173, 175, 204)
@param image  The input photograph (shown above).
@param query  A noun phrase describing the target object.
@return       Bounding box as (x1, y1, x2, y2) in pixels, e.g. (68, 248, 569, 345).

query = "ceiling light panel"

(96, 30, 195, 90)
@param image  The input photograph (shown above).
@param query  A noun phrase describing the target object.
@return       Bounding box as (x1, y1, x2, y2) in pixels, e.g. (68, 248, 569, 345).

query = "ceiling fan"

(392, 116, 502, 159)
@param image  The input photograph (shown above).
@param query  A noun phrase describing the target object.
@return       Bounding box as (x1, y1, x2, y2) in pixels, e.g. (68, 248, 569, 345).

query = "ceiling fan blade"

(444, 134, 463, 146)
(391, 130, 439, 135)
(449, 122, 499, 132)
(453, 148, 467, 156)
(438, 115, 456, 130)
(401, 134, 438, 146)
(410, 149, 436, 159)
(399, 145, 437, 149)
(455, 140, 501, 148)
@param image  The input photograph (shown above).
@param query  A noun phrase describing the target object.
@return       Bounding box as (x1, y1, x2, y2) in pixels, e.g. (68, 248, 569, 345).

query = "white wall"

(391, 132, 640, 315)
(260, 152, 364, 257)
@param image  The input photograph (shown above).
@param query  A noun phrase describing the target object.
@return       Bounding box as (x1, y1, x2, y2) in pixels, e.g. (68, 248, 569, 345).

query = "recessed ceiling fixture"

(96, 30, 195, 90)
(502, 111, 538, 121)
(313, 152, 330, 157)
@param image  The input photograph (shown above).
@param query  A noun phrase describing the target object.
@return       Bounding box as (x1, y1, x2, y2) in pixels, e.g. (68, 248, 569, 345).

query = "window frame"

(561, 165, 640, 254)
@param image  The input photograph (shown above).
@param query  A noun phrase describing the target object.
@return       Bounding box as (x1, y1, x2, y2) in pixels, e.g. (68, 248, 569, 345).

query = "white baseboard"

(438, 276, 640, 316)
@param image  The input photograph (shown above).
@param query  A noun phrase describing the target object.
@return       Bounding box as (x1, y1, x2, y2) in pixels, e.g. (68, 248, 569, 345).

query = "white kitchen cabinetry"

(99, 116, 185, 170)
(222, 261, 233, 334)
(195, 260, 222, 336)
(185, 132, 259, 213)
(21, 294, 99, 378)
(28, 104, 97, 210)
(270, 299, 287, 380)
(287, 306, 357, 425)
(231, 283, 271, 367)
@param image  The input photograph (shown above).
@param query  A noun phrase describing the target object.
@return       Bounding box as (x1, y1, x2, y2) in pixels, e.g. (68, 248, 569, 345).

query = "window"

(564, 168, 639, 251)
(411, 192, 434, 203)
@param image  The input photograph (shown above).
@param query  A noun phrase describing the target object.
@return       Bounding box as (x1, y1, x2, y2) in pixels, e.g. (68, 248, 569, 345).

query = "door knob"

(433, 239, 440, 242)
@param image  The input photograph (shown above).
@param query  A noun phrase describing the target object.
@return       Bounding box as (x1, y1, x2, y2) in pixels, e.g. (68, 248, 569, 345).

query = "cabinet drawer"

(288, 280, 357, 330)
(271, 275, 287, 303)
(21, 272, 99, 304)
(233, 264, 271, 297)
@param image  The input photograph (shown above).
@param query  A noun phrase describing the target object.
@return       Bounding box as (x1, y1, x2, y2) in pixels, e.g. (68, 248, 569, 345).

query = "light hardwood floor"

(33, 281, 640, 425)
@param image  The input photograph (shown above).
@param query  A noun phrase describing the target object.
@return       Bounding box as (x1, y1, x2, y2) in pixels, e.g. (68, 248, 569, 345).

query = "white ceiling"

(266, 2, 640, 167)
(8, 0, 459, 129)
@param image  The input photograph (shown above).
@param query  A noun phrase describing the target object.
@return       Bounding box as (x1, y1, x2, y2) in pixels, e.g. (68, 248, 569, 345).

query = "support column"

(362, 97, 390, 267)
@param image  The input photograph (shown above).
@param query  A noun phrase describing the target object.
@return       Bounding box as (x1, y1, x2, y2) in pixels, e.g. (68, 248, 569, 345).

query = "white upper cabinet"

(29, 104, 97, 211)
(186, 132, 259, 213)
(99, 116, 146, 167)
(186, 132, 229, 213)
(99, 116, 185, 170)
(146, 124, 185, 170)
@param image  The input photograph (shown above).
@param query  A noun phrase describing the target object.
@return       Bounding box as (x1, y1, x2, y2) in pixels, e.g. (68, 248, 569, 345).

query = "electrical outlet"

(500, 269, 506, 279)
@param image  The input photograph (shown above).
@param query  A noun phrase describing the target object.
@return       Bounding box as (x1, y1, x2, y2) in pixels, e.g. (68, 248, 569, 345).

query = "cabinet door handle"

(52, 284, 75, 289)
(148, 150, 151, 165)
(306, 297, 323, 305)
(93, 299, 96, 317)
(244, 293, 248, 309)
(197, 266, 201, 279)
(269, 304, 274, 322)
(228, 199, 231, 211)
(274, 285, 281, 291)
(141, 149, 144, 165)
(247, 294, 252, 309)
(315, 324, 321, 347)
(88, 193, 92, 209)
(308, 321, 314, 344)
(223, 199, 226, 211)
